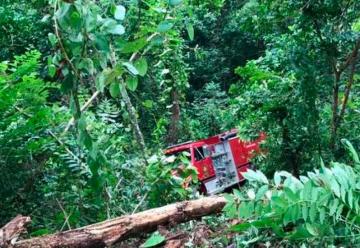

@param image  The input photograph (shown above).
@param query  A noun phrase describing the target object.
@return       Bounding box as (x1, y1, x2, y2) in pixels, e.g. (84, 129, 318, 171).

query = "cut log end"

(0, 215, 31, 247)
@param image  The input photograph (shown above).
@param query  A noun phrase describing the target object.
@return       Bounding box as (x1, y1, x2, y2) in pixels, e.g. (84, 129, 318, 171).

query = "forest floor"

(116, 217, 237, 248)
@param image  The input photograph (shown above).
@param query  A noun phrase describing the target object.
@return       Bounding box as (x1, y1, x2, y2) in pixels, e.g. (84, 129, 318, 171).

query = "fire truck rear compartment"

(203, 138, 243, 195)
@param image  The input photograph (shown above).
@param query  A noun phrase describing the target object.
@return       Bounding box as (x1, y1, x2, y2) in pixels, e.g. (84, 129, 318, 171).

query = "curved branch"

(338, 57, 358, 123)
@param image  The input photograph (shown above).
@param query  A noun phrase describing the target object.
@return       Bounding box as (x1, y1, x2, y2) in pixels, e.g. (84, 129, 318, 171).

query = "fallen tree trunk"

(10, 196, 226, 248)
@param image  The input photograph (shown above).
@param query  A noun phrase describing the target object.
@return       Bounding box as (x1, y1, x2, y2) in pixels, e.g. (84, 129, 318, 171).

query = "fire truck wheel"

(249, 163, 256, 171)
(199, 183, 208, 195)
(239, 180, 247, 186)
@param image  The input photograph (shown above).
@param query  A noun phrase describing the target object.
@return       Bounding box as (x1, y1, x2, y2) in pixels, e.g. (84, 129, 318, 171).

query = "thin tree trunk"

(166, 89, 181, 145)
(8, 196, 226, 248)
(330, 40, 360, 150)
(330, 71, 341, 151)
(281, 121, 300, 178)
(120, 82, 147, 155)
(109, 47, 147, 158)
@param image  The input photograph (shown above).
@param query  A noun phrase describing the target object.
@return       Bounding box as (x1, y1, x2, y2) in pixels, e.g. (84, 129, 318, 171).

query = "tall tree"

(230, 0, 360, 174)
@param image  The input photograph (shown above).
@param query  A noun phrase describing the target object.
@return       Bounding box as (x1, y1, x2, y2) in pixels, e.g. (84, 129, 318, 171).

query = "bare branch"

(338, 56, 358, 123)
(56, 198, 72, 231)
(338, 40, 360, 74)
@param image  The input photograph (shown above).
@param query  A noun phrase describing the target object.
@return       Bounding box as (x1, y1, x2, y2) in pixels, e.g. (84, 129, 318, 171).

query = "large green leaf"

(274, 172, 281, 186)
(319, 207, 326, 224)
(134, 58, 148, 76)
(341, 139, 360, 165)
(243, 169, 268, 184)
(305, 223, 319, 236)
(117, 38, 148, 53)
(230, 222, 252, 232)
(329, 199, 339, 216)
(69, 10, 82, 30)
(78, 58, 94, 75)
(309, 204, 317, 222)
(94, 35, 110, 52)
(255, 185, 268, 200)
(55, 3, 71, 20)
(302, 206, 308, 221)
(126, 76, 138, 91)
(102, 19, 125, 35)
(95, 73, 105, 92)
(109, 82, 120, 98)
(289, 226, 313, 240)
(283, 187, 298, 202)
(78, 129, 93, 150)
(141, 232, 165, 247)
(78, 116, 87, 131)
(48, 33, 57, 46)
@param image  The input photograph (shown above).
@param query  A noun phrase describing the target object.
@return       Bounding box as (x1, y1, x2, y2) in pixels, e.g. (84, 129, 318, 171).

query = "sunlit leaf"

(114, 5, 126, 20)
(123, 62, 139, 75)
(243, 169, 268, 184)
(143, 100, 153, 108)
(48, 64, 56, 77)
(186, 23, 194, 41)
(168, 0, 182, 6)
(108, 24, 125, 35)
(48, 33, 57, 46)
(157, 20, 174, 32)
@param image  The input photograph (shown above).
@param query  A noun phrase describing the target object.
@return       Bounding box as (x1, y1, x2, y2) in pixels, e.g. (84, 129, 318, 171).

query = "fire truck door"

(192, 147, 215, 180)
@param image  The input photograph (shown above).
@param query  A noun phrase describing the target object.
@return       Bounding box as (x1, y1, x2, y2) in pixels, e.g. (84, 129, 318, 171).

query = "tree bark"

(9, 196, 226, 248)
(0, 215, 31, 247)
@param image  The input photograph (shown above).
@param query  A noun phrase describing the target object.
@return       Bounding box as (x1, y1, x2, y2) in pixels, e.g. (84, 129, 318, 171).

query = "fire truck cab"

(165, 130, 265, 195)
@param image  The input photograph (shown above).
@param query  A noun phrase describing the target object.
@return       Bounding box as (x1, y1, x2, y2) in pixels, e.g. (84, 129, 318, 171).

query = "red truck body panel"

(165, 130, 265, 194)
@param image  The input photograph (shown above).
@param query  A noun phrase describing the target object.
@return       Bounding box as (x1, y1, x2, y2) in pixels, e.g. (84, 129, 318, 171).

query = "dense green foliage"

(1, 0, 360, 246)
(224, 141, 360, 246)
(0, 0, 50, 60)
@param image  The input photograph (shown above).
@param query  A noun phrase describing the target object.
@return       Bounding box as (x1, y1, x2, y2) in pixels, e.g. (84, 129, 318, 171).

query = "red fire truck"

(165, 130, 265, 195)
